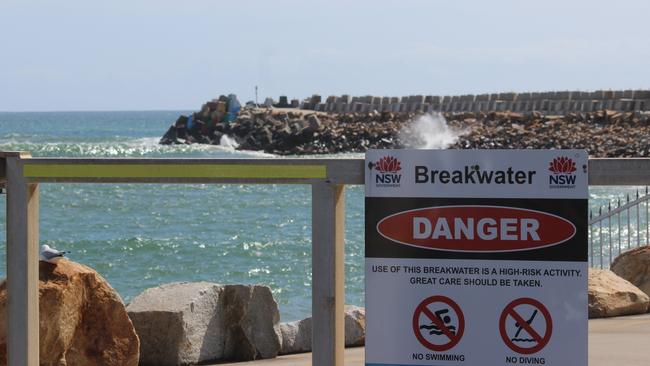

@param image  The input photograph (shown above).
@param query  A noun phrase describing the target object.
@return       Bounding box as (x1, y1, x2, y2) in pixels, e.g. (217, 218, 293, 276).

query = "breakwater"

(160, 99, 650, 157)
(285, 90, 650, 114)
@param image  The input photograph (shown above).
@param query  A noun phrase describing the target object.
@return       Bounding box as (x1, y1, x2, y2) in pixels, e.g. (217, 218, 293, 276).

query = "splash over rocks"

(160, 103, 650, 157)
(398, 113, 462, 149)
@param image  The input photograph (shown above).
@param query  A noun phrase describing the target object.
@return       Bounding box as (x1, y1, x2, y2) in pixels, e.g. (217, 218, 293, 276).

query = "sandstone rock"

(279, 305, 365, 355)
(588, 268, 650, 318)
(0, 260, 139, 366)
(344, 305, 366, 346)
(127, 282, 281, 365)
(611, 246, 650, 299)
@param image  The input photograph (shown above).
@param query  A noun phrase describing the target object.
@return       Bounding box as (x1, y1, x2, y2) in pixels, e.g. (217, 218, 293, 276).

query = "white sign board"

(365, 150, 588, 366)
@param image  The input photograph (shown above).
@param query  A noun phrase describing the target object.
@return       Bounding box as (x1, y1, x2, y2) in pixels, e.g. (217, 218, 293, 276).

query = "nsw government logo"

(369, 156, 402, 187)
(548, 156, 576, 188)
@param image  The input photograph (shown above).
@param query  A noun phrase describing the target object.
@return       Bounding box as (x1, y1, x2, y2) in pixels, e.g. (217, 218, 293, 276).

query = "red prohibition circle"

(412, 295, 465, 352)
(499, 297, 553, 354)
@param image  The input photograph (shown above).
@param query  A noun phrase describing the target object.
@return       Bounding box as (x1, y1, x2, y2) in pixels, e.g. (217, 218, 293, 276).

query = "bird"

(39, 244, 70, 264)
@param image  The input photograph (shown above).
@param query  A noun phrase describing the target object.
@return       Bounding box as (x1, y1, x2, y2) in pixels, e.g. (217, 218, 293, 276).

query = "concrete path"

(213, 314, 650, 366)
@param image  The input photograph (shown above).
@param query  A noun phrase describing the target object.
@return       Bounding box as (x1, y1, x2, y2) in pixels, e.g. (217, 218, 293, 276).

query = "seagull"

(40, 244, 70, 264)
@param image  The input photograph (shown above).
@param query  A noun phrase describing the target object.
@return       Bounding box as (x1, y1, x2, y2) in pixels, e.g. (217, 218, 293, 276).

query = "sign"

(365, 150, 587, 366)
(499, 298, 552, 354)
(413, 295, 465, 352)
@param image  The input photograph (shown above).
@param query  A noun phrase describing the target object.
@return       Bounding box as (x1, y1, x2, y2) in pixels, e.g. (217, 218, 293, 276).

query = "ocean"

(0, 111, 640, 321)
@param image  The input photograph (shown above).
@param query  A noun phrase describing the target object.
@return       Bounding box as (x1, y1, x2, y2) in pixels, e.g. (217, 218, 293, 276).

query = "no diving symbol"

(499, 298, 553, 354)
(412, 295, 465, 352)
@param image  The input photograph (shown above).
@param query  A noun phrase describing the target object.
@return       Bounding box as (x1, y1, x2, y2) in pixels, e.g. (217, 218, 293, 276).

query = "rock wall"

(284, 90, 650, 114)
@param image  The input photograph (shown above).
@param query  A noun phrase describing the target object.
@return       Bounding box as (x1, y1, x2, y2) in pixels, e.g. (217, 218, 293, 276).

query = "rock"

(343, 305, 366, 346)
(159, 125, 179, 145)
(222, 285, 281, 361)
(307, 114, 321, 130)
(160, 96, 650, 156)
(279, 318, 311, 355)
(279, 305, 365, 355)
(127, 282, 225, 366)
(0, 260, 139, 366)
(588, 268, 650, 318)
(127, 282, 281, 365)
(611, 246, 650, 299)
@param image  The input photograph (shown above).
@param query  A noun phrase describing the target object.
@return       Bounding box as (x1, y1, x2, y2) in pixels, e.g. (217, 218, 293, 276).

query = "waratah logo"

(373, 156, 402, 186)
(548, 156, 576, 175)
(376, 156, 402, 173)
(548, 156, 577, 187)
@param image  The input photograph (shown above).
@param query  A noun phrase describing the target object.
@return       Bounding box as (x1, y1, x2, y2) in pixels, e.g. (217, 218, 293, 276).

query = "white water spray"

(219, 134, 240, 150)
(398, 113, 462, 149)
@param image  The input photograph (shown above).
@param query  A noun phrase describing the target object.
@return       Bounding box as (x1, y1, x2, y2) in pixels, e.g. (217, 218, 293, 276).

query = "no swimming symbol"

(412, 295, 465, 352)
(499, 297, 553, 354)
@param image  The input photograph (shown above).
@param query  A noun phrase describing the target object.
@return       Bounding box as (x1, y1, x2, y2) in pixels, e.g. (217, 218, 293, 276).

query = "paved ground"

(213, 314, 650, 366)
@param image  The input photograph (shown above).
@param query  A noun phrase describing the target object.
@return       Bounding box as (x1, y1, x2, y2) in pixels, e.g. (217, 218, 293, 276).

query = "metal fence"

(589, 187, 650, 268)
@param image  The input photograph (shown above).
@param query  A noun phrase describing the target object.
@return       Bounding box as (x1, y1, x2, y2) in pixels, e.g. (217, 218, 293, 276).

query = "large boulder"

(279, 305, 366, 355)
(0, 260, 139, 366)
(611, 245, 650, 299)
(588, 268, 650, 318)
(127, 282, 281, 365)
(127, 282, 225, 366)
(221, 285, 281, 360)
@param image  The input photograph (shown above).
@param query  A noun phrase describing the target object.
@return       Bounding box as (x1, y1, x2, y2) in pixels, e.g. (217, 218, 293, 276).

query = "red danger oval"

(376, 205, 576, 252)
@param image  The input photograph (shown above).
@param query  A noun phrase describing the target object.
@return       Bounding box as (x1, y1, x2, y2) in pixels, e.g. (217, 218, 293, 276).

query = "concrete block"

(310, 95, 322, 104)
(591, 91, 605, 100)
(540, 100, 549, 112)
(634, 90, 650, 99)
(476, 94, 490, 102)
(593, 101, 603, 110)
(498, 92, 516, 101)
(518, 93, 532, 101)
(338, 95, 351, 104)
(556, 91, 570, 100)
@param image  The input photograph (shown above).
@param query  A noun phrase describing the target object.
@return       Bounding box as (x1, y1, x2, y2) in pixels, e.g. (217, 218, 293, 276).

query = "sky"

(1, 0, 649, 111)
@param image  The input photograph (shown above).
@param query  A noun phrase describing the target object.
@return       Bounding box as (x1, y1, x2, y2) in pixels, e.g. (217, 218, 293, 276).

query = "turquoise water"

(0, 111, 365, 321)
(0, 111, 637, 321)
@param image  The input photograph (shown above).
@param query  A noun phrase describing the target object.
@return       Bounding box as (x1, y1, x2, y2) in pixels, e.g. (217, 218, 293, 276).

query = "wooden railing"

(1, 152, 648, 366)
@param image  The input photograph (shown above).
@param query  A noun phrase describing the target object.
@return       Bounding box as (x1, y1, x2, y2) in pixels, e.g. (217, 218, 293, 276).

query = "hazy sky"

(1, 0, 649, 111)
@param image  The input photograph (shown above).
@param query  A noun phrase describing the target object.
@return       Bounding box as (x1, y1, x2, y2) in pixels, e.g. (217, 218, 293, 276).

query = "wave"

(0, 136, 276, 158)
